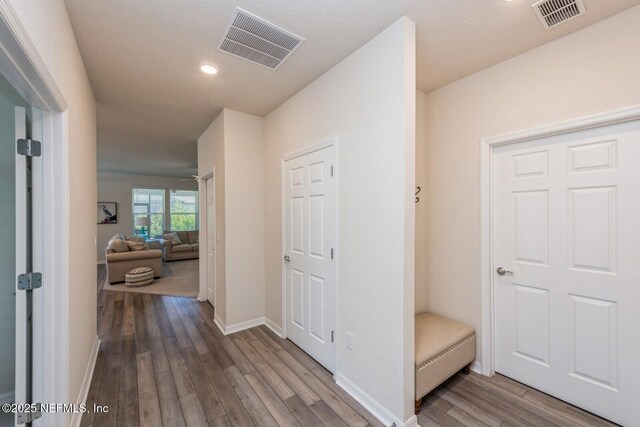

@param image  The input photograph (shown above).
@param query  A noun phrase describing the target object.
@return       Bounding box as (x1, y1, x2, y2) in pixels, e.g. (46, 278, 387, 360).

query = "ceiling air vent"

(218, 8, 304, 70)
(532, 0, 587, 29)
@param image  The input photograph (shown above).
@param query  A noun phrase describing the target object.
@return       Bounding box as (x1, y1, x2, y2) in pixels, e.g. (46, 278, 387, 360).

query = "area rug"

(102, 259, 199, 297)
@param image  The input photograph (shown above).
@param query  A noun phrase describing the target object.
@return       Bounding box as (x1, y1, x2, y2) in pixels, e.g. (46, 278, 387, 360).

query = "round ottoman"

(125, 267, 154, 287)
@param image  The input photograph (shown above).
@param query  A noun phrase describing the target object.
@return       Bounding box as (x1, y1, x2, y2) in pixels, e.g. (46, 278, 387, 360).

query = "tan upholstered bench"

(125, 267, 155, 287)
(415, 312, 476, 414)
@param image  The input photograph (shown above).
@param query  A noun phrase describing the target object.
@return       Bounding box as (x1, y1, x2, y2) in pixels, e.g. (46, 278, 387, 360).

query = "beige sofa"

(162, 230, 199, 261)
(105, 235, 163, 283)
(415, 312, 476, 414)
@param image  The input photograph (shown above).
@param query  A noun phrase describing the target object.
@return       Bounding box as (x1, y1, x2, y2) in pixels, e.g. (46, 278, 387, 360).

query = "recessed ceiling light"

(200, 63, 218, 75)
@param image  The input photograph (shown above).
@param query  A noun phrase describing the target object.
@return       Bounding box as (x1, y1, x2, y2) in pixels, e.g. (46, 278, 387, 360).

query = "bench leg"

(415, 398, 422, 415)
(463, 363, 471, 375)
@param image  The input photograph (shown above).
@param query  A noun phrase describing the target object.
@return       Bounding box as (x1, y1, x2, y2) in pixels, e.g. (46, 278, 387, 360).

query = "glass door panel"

(0, 71, 32, 426)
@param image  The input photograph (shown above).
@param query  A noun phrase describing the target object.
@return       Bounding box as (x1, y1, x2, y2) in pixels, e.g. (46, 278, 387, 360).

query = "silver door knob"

(496, 267, 513, 276)
(284, 255, 291, 263)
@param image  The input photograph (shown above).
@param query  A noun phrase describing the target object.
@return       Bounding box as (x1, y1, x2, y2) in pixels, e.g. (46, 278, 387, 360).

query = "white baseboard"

(70, 336, 101, 427)
(215, 313, 267, 335)
(214, 313, 226, 335)
(404, 415, 419, 427)
(335, 372, 415, 427)
(470, 360, 482, 375)
(264, 317, 284, 338)
(223, 317, 265, 335)
(0, 391, 14, 404)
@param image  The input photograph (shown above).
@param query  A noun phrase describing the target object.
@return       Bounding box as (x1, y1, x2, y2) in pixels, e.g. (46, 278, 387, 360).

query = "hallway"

(84, 290, 384, 426)
(85, 285, 619, 427)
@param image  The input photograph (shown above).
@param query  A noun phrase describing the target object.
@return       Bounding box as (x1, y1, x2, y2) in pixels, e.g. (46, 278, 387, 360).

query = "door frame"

(479, 104, 640, 377)
(0, 2, 71, 426)
(280, 138, 338, 348)
(198, 171, 214, 303)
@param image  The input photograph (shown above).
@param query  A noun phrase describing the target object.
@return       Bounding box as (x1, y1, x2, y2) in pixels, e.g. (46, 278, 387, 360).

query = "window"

(132, 188, 164, 238)
(131, 188, 198, 237)
(170, 189, 198, 231)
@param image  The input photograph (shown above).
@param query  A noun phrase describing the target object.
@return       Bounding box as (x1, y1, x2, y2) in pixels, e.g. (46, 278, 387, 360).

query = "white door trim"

(0, 1, 67, 111)
(280, 138, 338, 344)
(480, 104, 640, 376)
(198, 173, 215, 305)
(0, 2, 73, 425)
(198, 172, 213, 302)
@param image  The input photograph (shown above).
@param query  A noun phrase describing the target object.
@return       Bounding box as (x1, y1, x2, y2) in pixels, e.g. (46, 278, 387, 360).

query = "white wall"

(223, 110, 265, 326)
(7, 0, 97, 412)
(415, 90, 428, 313)
(198, 111, 226, 322)
(263, 17, 416, 424)
(420, 6, 640, 363)
(198, 109, 266, 328)
(96, 172, 198, 262)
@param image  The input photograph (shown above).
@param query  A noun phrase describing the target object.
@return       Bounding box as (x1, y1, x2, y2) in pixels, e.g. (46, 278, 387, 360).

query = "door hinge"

(331, 331, 334, 342)
(330, 248, 334, 259)
(17, 138, 42, 157)
(18, 272, 42, 291)
(16, 405, 42, 424)
(330, 165, 334, 177)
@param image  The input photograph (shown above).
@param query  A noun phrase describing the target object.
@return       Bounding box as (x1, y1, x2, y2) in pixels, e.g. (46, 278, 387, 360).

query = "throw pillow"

(126, 236, 146, 243)
(163, 232, 182, 246)
(108, 238, 129, 253)
(126, 241, 149, 251)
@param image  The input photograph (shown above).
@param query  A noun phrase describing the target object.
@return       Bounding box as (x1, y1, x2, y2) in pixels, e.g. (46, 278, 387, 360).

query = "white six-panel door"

(493, 121, 640, 425)
(284, 145, 336, 372)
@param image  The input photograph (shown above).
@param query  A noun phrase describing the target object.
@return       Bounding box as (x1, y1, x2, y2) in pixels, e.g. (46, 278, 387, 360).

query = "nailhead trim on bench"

(416, 357, 474, 400)
(415, 334, 475, 373)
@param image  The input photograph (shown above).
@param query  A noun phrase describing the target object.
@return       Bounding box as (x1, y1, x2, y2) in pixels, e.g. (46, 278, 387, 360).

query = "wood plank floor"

(91, 268, 619, 427)
(86, 288, 386, 427)
(417, 371, 620, 427)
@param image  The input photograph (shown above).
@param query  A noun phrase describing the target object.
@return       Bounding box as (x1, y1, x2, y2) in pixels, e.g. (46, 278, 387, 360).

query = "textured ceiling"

(64, 0, 640, 177)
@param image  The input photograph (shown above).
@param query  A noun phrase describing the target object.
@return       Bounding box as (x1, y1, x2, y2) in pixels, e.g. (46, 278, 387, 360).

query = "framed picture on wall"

(97, 202, 118, 224)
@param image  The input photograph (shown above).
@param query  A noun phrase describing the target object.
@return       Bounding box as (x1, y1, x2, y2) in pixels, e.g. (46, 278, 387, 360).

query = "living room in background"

(170, 189, 198, 231)
(132, 187, 164, 238)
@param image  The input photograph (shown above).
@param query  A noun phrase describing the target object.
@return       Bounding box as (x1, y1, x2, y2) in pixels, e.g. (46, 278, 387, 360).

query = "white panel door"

(206, 177, 215, 305)
(493, 121, 640, 425)
(284, 145, 336, 372)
